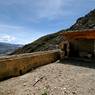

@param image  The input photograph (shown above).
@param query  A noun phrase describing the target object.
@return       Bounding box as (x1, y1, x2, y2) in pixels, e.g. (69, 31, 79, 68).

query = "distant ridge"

(11, 9, 95, 55)
(0, 42, 22, 55)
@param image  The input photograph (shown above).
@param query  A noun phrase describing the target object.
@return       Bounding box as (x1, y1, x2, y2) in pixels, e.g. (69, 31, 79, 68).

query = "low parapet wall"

(0, 50, 61, 81)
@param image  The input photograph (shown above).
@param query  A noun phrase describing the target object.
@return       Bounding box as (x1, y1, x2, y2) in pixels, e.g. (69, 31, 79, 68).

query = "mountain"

(11, 9, 95, 55)
(0, 42, 22, 55)
(10, 32, 61, 54)
(69, 9, 95, 30)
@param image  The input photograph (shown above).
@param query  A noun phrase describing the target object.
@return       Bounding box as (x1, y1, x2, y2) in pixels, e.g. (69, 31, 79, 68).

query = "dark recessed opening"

(19, 70, 22, 75)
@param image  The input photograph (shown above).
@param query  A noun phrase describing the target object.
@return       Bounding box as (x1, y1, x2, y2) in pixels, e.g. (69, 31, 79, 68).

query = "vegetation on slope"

(69, 9, 95, 30)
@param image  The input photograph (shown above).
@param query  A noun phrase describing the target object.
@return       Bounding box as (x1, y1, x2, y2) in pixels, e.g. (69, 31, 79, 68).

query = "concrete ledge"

(0, 50, 61, 81)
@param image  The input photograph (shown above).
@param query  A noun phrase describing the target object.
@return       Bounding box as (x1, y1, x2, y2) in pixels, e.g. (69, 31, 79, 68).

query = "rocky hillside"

(69, 9, 95, 30)
(11, 9, 95, 55)
(11, 32, 62, 54)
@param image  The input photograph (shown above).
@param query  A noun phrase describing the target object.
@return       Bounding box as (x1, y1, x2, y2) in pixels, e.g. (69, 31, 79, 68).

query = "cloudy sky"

(0, 0, 95, 44)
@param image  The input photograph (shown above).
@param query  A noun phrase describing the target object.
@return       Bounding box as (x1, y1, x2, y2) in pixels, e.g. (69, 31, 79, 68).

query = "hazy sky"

(0, 0, 95, 44)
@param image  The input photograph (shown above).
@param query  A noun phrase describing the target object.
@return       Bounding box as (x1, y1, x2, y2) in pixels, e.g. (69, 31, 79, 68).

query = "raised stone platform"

(0, 50, 61, 81)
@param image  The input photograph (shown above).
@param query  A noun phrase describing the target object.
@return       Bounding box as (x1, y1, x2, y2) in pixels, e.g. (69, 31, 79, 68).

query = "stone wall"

(0, 50, 61, 81)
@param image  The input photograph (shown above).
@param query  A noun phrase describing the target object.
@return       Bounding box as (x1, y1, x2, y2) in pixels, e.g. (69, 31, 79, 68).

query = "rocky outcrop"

(69, 9, 95, 30)
(0, 50, 61, 81)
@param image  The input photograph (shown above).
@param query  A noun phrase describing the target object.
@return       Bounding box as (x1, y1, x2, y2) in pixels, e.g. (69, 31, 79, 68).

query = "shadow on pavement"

(59, 58, 95, 69)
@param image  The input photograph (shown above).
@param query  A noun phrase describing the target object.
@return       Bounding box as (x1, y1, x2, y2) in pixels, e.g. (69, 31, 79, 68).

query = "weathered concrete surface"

(0, 50, 61, 81)
(61, 29, 95, 40)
